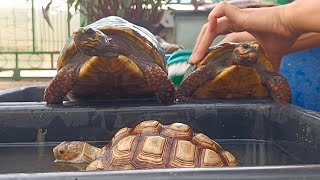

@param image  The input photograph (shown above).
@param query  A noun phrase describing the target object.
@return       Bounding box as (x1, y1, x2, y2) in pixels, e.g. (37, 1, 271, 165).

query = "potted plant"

(42, 0, 166, 34)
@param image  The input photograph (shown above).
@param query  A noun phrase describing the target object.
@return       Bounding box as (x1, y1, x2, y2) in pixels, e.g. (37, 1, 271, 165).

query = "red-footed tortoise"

(43, 16, 175, 105)
(53, 120, 238, 171)
(176, 42, 291, 103)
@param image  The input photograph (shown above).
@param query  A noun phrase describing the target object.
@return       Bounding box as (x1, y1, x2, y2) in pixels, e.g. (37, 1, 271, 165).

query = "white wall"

(175, 12, 226, 50)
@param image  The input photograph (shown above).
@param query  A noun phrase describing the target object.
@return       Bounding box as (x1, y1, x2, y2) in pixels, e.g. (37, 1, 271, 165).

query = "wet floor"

(0, 139, 307, 173)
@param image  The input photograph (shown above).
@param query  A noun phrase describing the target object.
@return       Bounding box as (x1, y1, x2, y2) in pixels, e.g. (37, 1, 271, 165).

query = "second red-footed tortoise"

(43, 16, 175, 105)
(176, 42, 291, 103)
(53, 120, 238, 171)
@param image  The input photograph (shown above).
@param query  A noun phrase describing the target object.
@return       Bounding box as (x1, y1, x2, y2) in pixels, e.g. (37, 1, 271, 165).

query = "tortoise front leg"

(143, 65, 176, 104)
(176, 65, 223, 103)
(44, 66, 78, 105)
(259, 71, 292, 103)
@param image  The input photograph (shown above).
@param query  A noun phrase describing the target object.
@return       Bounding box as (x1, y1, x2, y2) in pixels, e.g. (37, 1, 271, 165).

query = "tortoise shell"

(43, 16, 175, 105)
(176, 42, 291, 103)
(58, 16, 166, 71)
(53, 120, 239, 171)
(53, 120, 238, 171)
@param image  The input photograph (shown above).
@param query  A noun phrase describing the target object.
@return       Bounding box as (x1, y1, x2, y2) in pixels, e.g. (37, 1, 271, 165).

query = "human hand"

(188, 1, 301, 72)
(218, 32, 255, 45)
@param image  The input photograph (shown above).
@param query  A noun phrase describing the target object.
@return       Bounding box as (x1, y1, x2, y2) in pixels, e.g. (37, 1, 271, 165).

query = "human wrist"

(273, 3, 301, 38)
(284, 0, 320, 34)
(283, 1, 303, 34)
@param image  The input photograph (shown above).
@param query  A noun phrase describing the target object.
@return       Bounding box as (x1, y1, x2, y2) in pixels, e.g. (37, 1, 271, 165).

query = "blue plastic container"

(280, 47, 320, 111)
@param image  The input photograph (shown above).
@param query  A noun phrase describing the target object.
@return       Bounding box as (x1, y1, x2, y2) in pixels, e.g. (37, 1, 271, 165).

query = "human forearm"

(288, 32, 320, 53)
(189, 0, 320, 67)
(285, 0, 320, 34)
(218, 32, 255, 44)
(220, 31, 320, 53)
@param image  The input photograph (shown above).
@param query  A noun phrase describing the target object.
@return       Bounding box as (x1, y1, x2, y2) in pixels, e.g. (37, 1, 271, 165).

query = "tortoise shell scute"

(131, 120, 162, 135)
(160, 122, 193, 140)
(101, 121, 238, 170)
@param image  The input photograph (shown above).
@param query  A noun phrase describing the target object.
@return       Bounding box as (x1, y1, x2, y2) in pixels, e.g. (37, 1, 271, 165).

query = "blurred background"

(0, 0, 290, 80)
(1, 0, 319, 111)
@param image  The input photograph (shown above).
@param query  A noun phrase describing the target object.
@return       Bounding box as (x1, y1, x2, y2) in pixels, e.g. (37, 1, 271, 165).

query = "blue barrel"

(280, 47, 320, 111)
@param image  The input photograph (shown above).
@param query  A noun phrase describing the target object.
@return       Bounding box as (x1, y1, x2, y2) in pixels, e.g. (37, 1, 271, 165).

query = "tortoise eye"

(242, 44, 249, 49)
(59, 150, 65, 154)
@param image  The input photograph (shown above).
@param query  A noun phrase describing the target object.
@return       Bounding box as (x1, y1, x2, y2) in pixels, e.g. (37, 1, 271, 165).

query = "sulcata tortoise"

(53, 120, 238, 171)
(43, 16, 175, 105)
(176, 42, 291, 103)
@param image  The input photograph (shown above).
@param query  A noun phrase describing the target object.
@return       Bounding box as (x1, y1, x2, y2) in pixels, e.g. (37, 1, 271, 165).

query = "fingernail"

(191, 53, 199, 64)
(188, 54, 196, 64)
(188, 53, 193, 61)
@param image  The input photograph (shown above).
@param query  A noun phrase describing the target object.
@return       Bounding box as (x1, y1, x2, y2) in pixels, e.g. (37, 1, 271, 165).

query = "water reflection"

(0, 140, 307, 173)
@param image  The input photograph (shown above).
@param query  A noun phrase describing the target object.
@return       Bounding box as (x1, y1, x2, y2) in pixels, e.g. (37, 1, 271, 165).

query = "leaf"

(42, 0, 54, 30)
(67, 11, 73, 23)
(61, 0, 166, 33)
(74, 0, 81, 11)
(80, 18, 87, 27)
(145, 0, 155, 5)
(143, 10, 150, 21)
(116, 9, 125, 17)
(121, 0, 133, 8)
(67, 0, 76, 6)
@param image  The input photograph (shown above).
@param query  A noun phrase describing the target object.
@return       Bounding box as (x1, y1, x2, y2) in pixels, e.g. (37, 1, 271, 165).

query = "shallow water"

(0, 139, 307, 174)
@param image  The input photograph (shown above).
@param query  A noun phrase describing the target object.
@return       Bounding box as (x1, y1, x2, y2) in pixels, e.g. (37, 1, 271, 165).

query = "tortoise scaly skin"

(53, 120, 238, 171)
(43, 65, 78, 104)
(176, 42, 291, 103)
(44, 16, 175, 105)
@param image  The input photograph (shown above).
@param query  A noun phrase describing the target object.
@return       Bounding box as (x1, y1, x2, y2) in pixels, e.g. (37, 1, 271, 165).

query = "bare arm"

(220, 32, 320, 54)
(289, 33, 320, 53)
(288, 0, 320, 33)
(189, 0, 320, 71)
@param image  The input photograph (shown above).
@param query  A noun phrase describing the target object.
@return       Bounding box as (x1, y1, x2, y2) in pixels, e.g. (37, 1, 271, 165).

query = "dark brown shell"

(49, 16, 175, 102)
(178, 42, 275, 100)
(197, 43, 273, 71)
(88, 120, 238, 170)
(57, 16, 167, 72)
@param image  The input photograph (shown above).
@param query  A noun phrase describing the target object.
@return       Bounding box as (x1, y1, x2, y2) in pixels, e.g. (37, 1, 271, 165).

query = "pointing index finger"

(189, 19, 217, 64)
(189, 2, 242, 64)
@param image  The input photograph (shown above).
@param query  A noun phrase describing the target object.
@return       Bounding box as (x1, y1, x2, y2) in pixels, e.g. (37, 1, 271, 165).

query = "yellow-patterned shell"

(87, 120, 238, 170)
(194, 42, 274, 99)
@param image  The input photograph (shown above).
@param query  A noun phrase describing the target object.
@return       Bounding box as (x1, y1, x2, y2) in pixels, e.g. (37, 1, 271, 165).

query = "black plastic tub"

(0, 89, 320, 179)
(0, 86, 46, 102)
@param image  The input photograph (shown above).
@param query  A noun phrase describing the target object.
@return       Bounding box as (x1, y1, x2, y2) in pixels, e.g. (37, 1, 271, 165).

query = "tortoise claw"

(175, 96, 192, 103)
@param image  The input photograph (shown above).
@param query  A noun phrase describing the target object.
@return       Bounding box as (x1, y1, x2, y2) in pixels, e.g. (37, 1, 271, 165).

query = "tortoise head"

(53, 141, 98, 163)
(232, 42, 261, 66)
(73, 27, 119, 56)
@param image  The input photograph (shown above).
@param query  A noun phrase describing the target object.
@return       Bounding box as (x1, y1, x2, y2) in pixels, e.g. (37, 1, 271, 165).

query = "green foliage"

(64, 0, 166, 33)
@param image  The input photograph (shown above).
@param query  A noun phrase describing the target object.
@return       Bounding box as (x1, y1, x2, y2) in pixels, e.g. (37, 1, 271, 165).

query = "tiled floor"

(0, 79, 50, 90)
